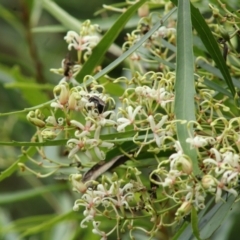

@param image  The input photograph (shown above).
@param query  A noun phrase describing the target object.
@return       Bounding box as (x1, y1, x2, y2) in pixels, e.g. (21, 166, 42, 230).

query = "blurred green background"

(0, 1, 125, 239)
(1, 0, 240, 240)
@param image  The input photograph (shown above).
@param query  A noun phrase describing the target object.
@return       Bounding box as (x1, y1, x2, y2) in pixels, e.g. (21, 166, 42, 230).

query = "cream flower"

(117, 105, 142, 131)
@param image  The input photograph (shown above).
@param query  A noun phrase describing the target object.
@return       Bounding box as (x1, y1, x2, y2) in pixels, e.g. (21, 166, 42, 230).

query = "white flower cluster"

(64, 20, 100, 56)
(25, 11, 240, 239)
(71, 174, 136, 239)
(47, 81, 116, 160)
(50, 20, 100, 85)
(150, 141, 207, 218)
(41, 69, 176, 163)
(28, 56, 240, 232)
(151, 132, 240, 220)
(122, 15, 176, 74)
(202, 148, 239, 202)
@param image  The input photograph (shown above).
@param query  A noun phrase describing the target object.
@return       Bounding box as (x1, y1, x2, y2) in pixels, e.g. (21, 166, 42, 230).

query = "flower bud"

(148, 147, 161, 154)
(41, 129, 57, 140)
(202, 175, 216, 189)
(68, 91, 80, 110)
(54, 83, 69, 105)
(138, 4, 149, 17)
(27, 111, 46, 128)
(45, 116, 57, 126)
(50, 67, 64, 75)
(69, 174, 87, 193)
(30, 118, 46, 128)
(18, 163, 26, 172)
(175, 156, 192, 174)
(59, 84, 69, 105)
(175, 201, 192, 220)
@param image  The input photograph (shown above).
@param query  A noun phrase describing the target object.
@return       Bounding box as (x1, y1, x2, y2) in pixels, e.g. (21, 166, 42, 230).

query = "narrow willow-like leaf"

(0, 185, 68, 204)
(0, 131, 153, 150)
(152, 53, 232, 98)
(177, 197, 214, 239)
(171, 0, 235, 98)
(32, 16, 140, 33)
(199, 194, 236, 239)
(197, 59, 240, 89)
(191, 206, 202, 240)
(0, 140, 67, 147)
(20, 211, 77, 237)
(172, 222, 188, 240)
(41, 0, 122, 57)
(5, 82, 54, 90)
(41, 0, 81, 33)
(159, 38, 239, 95)
(174, 0, 200, 174)
(32, 25, 66, 33)
(87, 7, 177, 85)
(190, 4, 235, 98)
(0, 4, 24, 36)
(0, 147, 36, 182)
(0, 100, 53, 117)
(0, 215, 56, 234)
(76, 0, 148, 82)
(177, 195, 234, 239)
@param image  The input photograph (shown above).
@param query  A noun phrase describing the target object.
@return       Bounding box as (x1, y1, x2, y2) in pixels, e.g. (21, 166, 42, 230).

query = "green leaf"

(5, 82, 54, 90)
(86, 7, 177, 85)
(105, 141, 137, 161)
(0, 147, 36, 182)
(0, 140, 67, 147)
(6, 66, 49, 106)
(0, 185, 68, 205)
(41, 0, 122, 63)
(30, 0, 43, 27)
(99, 76, 125, 96)
(0, 3, 24, 36)
(176, 197, 214, 239)
(203, 78, 232, 98)
(172, 221, 189, 240)
(151, 41, 232, 98)
(171, 0, 235, 98)
(20, 211, 78, 237)
(0, 214, 57, 234)
(32, 25, 67, 33)
(199, 195, 236, 239)
(196, 59, 240, 90)
(174, 0, 200, 174)
(32, 16, 140, 34)
(177, 195, 235, 240)
(191, 206, 201, 240)
(76, 0, 148, 82)
(0, 99, 53, 117)
(41, 0, 81, 33)
(190, 4, 235, 98)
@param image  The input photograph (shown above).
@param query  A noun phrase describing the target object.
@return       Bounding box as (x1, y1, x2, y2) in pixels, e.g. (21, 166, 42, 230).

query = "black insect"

(218, 38, 228, 62)
(63, 55, 75, 77)
(69, 161, 81, 168)
(88, 96, 106, 114)
(140, 23, 150, 35)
